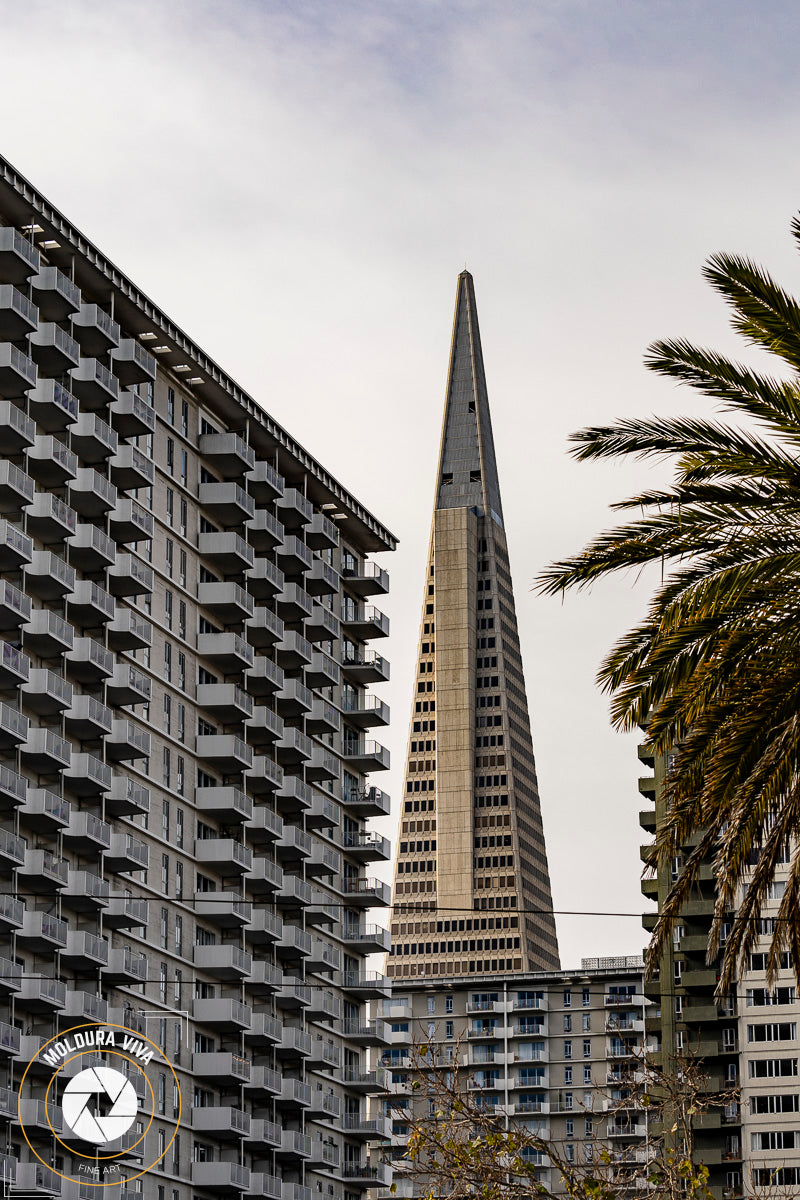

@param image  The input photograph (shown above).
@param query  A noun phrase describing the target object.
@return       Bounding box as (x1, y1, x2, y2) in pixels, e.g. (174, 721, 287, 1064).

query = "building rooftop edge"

(0, 152, 397, 553)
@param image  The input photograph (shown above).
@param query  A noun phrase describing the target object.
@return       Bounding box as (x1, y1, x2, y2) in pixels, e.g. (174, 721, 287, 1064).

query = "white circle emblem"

(61, 1066, 138, 1145)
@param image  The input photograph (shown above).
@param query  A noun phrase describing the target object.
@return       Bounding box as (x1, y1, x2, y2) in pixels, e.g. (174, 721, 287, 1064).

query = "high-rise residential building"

(639, 745, 800, 1198)
(381, 959, 648, 1198)
(387, 270, 559, 980)
(0, 153, 396, 1198)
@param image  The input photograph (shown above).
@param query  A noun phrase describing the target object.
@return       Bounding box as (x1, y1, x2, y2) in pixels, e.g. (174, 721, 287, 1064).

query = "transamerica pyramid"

(387, 271, 560, 978)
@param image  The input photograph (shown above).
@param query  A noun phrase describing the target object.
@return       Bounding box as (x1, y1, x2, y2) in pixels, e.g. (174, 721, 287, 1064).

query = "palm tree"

(536, 218, 800, 994)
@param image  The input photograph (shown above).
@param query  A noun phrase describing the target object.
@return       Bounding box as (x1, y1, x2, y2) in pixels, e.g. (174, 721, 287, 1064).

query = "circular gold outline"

(45, 1049, 155, 1159)
(17, 1022, 183, 1189)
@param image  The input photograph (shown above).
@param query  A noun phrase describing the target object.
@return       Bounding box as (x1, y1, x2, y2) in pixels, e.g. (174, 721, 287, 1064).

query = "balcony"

(67, 637, 114, 683)
(276, 533, 313, 574)
(196, 785, 252, 822)
(107, 553, 153, 597)
(72, 302, 120, 353)
(27, 492, 77, 542)
(342, 783, 390, 817)
(0, 343, 36, 397)
(105, 893, 148, 930)
(343, 1163, 390, 1187)
(199, 531, 254, 573)
(110, 498, 153, 544)
(62, 930, 109, 970)
(0, 957, 21, 994)
(245, 960, 283, 996)
(64, 810, 111, 853)
(21, 726, 70, 772)
(71, 356, 120, 407)
(306, 1033, 340, 1072)
(0, 520, 31, 569)
(0, 227, 39, 281)
(105, 832, 149, 873)
(248, 803, 283, 842)
(0, 641, 27, 690)
(343, 738, 390, 772)
(277, 1078, 312, 1110)
(192, 1051, 251, 1084)
(306, 651, 340, 690)
(306, 558, 339, 599)
(306, 746, 339, 783)
(339, 876, 391, 907)
(341, 923, 392, 953)
(190, 1162, 250, 1193)
(276, 726, 312, 765)
(306, 603, 340, 643)
(198, 581, 254, 623)
(342, 562, 390, 596)
(0, 400, 33, 452)
(306, 988, 341, 1022)
(107, 662, 151, 705)
(69, 522, 115, 570)
(29, 378, 78, 430)
(246, 655, 284, 696)
(0, 462, 33, 514)
(247, 557, 284, 599)
(247, 459, 284, 501)
(193, 997, 252, 1032)
(19, 787, 70, 831)
(63, 753, 112, 795)
(342, 970, 392, 998)
(307, 937, 341, 973)
(110, 389, 156, 437)
(69, 410, 118, 461)
(25, 551, 74, 603)
(278, 1130, 312, 1162)
(194, 837, 252, 875)
(244, 907, 283, 945)
(342, 1115, 390, 1142)
(193, 890, 250, 928)
(309, 700, 340, 734)
(247, 704, 283, 745)
(247, 755, 283, 794)
(19, 975, 66, 1012)
(106, 719, 150, 762)
(275, 630, 312, 669)
(17, 848, 67, 891)
(68, 471, 117, 525)
(62, 869, 109, 911)
(0, 582, 28, 632)
(110, 338, 157, 385)
(192, 1105, 251, 1139)
(196, 734, 253, 773)
(63, 990, 109, 1022)
(342, 830, 391, 861)
(105, 945, 147, 984)
(244, 611, 285, 661)
(277, 823, 313, 862)
(107, 774, 150, 817)
(342, 692, 390, 728)
(246, 507, 284, 552)
(193, 943, 253, 979)
(248, 856, 283, 894)
(25, 436, 77, 488)
(19, 909, 67, 951)
(306, 511, 339, 550)
(306, 840, 340, 878)
(197, 685, 253, 726)
(277, 924, 312, 963)
(244, 1013, 282, 1047)
(199, 431, 254, 476)
(199, 481, 255, 525)
(107, 607, 152, 651)
(31, 264, 80, 319)
(276, 774, 313, 813)
(29, 321, 80, 375)
(67, 580, 115, 626)
(0, 893, 22, 932)
(341, 648, 390, 684)
(109, 443, 154, 491)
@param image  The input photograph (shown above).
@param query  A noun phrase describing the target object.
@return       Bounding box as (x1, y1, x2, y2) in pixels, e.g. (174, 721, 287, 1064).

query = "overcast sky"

(5, 0, 800, 968)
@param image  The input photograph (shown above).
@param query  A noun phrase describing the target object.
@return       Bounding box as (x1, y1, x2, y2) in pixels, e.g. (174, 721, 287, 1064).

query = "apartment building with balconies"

(0, 154, 395, 1199)
(380, 962, 648, 1197)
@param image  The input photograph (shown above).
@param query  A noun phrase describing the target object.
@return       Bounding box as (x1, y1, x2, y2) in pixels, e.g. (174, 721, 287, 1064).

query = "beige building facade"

(387, 272, 559, 980)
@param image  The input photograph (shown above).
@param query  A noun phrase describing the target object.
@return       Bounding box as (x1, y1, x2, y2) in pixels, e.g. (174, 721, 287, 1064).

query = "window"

(175, 862, 183, 898)
(427, 997, 436, 1015)
(178, 652, 186, 690)
(174, 969, 182, 1005)
(165, 539, 173, 577)
(167, 387, 175, 425)
(175, 916, 183, 956)
(582, 988, 590, 1007)
(446, 995, 453, 1013)
(166, 489, 174, 527)
(163, 747, 170, 787)
(180, 449, 187, 486)
(445, 1022, 453, 1039)
(176, 810, 184, 849)
(563, 990, 571, 1008)
(583, 1065, 591, 1084)
(582, 1013, 590, 1032)
(583, 1039, 591, 1058)
(158, 1072, 166, 1113)
(163, 695, 171, 736)
(177, 703, 186, 744)
(160, 908, 168, 949)
(164, 642, 172, 682)
(177, 756, 184, 796)
(564, 1040, 572, 1059)
(181, 399, 188, 437)
(564, 1067, 572, 1085)
(178, 599, 186, 638)
(161, 854, 169, 892)
(166, 438, 174, 476)
(563, 1014, 572, 1032)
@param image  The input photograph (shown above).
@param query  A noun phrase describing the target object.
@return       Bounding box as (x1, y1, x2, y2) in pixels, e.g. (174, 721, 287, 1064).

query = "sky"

(4, 0, 800, 969)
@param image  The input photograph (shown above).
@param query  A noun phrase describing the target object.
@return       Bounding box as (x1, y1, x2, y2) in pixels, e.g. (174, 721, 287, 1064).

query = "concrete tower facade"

(387, 272, 559, 980)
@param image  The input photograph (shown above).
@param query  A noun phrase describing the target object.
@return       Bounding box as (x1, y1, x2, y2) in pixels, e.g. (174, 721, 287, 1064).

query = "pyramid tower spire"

(387, 273, 560, 980)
